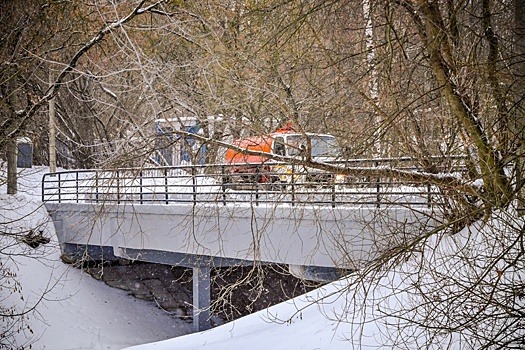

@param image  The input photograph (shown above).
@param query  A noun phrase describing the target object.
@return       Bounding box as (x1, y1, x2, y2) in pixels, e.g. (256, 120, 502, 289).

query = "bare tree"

(159, 1, 523, 347)
(0, 1, 170, 347)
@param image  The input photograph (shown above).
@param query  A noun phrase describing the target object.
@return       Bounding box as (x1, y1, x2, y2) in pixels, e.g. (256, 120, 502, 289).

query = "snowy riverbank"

(1, 167, 192, 349)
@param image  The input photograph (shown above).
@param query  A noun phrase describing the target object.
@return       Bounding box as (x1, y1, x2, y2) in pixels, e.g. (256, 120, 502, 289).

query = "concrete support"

(192, 265, 211, 332)
(107, 248, 256, 333)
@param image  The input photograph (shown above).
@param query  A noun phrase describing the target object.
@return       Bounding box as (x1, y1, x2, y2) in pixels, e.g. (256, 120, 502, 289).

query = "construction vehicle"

(224, 123, 346, 187)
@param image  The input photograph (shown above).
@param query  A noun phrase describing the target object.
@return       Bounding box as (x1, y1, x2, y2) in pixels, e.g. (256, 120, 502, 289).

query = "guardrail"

(41, 157, 467, 208)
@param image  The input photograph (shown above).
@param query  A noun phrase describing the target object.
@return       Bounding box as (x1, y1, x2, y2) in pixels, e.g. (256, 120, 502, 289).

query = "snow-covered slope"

(124, 277, 376, 350)
(1, 167, 192, 349)
(123, 206, 525, 350)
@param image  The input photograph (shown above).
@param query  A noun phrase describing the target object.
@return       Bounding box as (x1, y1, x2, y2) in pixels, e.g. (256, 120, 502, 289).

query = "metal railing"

(41, 157, 467, 208)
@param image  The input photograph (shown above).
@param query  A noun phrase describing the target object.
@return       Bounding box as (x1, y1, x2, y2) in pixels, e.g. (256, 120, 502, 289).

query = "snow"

(9, 240, 191, 349)
(2, 165, 523, 349)
(1, 167, 192, 349)
(124, 278, 379, 350)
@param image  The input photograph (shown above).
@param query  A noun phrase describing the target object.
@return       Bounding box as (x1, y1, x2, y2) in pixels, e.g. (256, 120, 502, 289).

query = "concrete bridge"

(42, 160, 459, 330)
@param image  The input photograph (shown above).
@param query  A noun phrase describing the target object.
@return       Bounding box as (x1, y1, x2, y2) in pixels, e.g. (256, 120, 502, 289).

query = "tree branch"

(6, 0, 163, 139)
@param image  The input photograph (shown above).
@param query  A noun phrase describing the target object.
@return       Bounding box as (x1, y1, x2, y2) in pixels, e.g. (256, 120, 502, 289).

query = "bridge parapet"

(45, 201, 437, 270)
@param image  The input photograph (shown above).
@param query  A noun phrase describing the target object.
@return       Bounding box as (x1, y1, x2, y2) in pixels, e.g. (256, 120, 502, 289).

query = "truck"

(224, 123, 346, 188)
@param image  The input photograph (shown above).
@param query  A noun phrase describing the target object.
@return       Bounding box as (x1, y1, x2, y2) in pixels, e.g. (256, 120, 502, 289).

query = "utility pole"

(49, 72, 57, 173)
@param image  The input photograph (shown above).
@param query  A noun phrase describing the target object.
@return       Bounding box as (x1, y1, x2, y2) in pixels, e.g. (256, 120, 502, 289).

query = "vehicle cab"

(225, 122, 346, 187)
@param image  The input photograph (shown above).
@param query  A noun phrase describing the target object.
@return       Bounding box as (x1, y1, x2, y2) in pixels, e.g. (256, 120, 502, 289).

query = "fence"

(41, 157, 467, 208)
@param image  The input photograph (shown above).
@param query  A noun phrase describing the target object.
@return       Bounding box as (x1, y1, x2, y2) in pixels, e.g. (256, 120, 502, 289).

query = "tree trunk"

(514, 0, 525, 213)
(414, 0, 512, 208)
(6, 138, 17, 195)
(363, 0, 380, 157)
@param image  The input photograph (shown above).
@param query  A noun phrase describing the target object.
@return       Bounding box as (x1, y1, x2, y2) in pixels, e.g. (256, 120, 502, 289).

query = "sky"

(1, 165, 523, 349)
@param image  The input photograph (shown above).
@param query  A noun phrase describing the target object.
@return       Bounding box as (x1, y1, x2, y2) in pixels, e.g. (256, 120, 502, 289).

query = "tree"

(0, 1, 170, 347)
(336, 1, 524, 347)
(157, 1, 523, 347)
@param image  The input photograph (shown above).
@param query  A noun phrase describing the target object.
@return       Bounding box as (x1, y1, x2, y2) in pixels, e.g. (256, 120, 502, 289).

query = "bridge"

(42, 158, 463, 331)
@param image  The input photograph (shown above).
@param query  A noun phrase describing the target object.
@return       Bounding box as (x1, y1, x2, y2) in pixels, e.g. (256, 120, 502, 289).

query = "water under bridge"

(42, 158, 464, 331)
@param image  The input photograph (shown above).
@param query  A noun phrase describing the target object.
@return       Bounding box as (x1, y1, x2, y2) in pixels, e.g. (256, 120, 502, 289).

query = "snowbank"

(1, 167, 192, 349)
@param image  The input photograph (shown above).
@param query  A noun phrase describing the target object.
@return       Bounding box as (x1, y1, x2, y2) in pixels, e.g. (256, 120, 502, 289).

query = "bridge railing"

(41, 157, 467, 208)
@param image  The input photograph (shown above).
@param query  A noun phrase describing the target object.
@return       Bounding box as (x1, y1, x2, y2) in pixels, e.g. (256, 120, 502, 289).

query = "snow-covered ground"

(1, 167, 192, 349)
(123, 204, 525, 349)
(2, 166, 523, 349)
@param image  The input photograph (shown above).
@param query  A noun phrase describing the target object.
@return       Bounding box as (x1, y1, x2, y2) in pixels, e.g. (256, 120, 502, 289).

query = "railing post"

(41, 174, 45, 202)
(58, 172, 62, 204)
(75, 171, 79, 204)
(375, 161, 380, 208)
(116, 170, 120, 204)
(427, 183, 432, 208)
(140, 171, 144, 205)
(164, 168, 169, 204)
(221, 165, 226, 206)
(331, 180, 336, 208)
(95, 172, 99, 204)
(291, 163, 295, 206)
(255, 166, 260, 206)
(192, 166, 197, 206)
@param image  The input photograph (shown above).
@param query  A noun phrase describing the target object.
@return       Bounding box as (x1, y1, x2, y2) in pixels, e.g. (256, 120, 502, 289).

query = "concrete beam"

(114, 248, 254, 268)
(45, 202, 437, 270)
